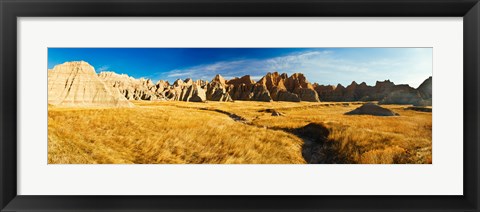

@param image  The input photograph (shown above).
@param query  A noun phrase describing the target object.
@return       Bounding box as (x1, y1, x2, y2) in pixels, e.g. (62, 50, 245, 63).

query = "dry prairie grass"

(48, 101, 432, 164)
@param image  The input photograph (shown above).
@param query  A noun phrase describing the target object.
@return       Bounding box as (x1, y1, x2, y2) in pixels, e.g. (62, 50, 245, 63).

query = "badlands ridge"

(48, 61, 432, 107)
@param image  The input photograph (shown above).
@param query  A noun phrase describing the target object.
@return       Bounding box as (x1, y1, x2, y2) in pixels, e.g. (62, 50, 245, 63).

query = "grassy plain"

(48, 101, 432, 164)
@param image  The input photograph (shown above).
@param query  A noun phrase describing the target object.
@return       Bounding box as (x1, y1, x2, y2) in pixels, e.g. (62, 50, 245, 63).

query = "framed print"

(1, 0, 479, 211)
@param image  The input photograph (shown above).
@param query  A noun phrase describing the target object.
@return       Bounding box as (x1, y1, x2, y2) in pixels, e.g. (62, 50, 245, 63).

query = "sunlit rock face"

(99, 71, 163, 101)
(284, 73, 320, 102)
(48, 61, 134, 107)
(226, 72, 320, 102)
(99, 72, 208, 103)
(206, 74, 233, 102)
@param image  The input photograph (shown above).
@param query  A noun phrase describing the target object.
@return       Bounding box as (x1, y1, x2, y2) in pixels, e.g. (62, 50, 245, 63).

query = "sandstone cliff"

(48, 61, 134, 107)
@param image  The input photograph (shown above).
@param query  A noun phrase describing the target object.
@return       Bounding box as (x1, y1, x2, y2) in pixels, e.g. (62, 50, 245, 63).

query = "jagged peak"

(51, 60, 96, 75)
(98, 71, 117, 76)
(173, 78, 184, 86)
(156, 80, 168, 85)
(60, 60, 91, 66)
(289, 72, 302, 78)
(227, 75, 254, 85)
(212, 74, 226, 85)
(240, 75, 253, 81)
(375, 79, 395, 87)
(417, 76, 432, 90)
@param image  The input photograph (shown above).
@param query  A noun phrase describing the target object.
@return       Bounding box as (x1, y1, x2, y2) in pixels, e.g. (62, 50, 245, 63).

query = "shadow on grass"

(281, 123, 352, 164)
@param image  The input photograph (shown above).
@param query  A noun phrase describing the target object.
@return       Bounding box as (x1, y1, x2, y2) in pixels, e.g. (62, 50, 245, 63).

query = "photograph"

(3, 0, 477, 210)
(47, 48, 432, 164)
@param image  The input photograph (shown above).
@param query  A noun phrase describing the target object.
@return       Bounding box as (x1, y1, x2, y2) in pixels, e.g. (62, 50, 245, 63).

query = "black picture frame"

(1, 0, 479, 211)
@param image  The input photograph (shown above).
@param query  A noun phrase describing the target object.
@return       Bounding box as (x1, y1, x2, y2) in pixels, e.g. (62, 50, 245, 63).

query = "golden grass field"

(48, 101, 432, 164)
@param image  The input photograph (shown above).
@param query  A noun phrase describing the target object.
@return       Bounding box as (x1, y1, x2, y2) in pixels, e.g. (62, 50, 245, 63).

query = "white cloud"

(160, 51, 332, 82)
(96, 65, 110, 73)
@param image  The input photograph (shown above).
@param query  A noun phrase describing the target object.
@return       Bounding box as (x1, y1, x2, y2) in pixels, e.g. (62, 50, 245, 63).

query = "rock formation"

(206, 74, 233, 102)
(97, 68, 431, 105)
(345, 103, 398, 116)
(416, 77, 432, 106)
(188, 85, 207, 102)
(378, 86, 425, 106)
(49, 61, 432, 106)
(251, 84, 273, 102)
(312, 84, 336, 101)
(313, 77, 432, 106)
(270, 109, 285, 116)
(99, 72, 209, 102)
(226, 75, 256, 100)
(274, 89, 301, 102)
(225, 72, 320, 102)
(99, 72, 232, 103)
(48, 61, 134, 107)
(163, 78, 208, 102)
(284, 73, 320, 102)
(98, 72, 164, 101)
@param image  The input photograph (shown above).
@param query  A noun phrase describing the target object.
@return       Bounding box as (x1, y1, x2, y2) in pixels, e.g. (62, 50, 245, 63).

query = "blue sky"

(48, 48, 432, 87)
